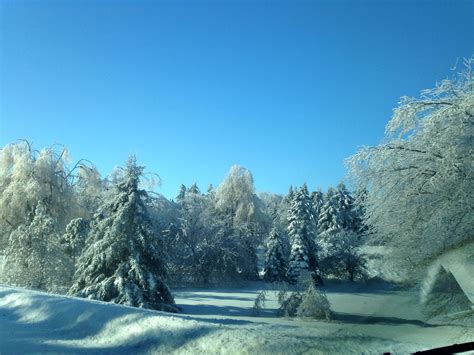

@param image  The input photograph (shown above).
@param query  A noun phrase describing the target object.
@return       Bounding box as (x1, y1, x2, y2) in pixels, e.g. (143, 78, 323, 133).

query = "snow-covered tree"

(310, 189, 324, 228)
(176, 184, 187, 204)
(263, 229, 287, 282)
(286, 184, 322, 284)
(74, 165, 103, 218)
(187, 183, 200, 194)
(296, 283, 331, 320)
(0, 142, 79, 249)
(352, 188, 369, 236)
(347, 58, 474, 275)
(214, 165, 270, 280)
(1, 202, 73, 292)
(334, 182, 355, 231)
(167, 190, 216, 284)
(69, 156, 177, 312)
(61, 217, 89, 265)
(320, 229, 367, 281)
(317, 187, 340, 238)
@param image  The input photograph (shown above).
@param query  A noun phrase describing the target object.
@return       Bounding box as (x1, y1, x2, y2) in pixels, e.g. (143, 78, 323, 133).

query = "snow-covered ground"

(1, 282, 472, 354)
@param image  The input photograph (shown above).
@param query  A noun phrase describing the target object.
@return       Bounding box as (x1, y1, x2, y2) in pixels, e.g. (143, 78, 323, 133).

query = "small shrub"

(251, 290, 267, 316)
(297, 284, 331, 320)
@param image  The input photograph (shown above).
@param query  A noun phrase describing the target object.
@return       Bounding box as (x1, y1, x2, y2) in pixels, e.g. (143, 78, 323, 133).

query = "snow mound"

(421, 265, 472, 318)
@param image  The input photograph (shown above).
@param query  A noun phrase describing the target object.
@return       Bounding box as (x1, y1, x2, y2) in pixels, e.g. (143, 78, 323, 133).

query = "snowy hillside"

(1, 284, 473, 354)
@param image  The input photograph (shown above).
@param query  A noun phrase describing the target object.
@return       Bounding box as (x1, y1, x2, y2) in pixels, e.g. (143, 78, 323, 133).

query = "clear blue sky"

(1, 0, 473, 198)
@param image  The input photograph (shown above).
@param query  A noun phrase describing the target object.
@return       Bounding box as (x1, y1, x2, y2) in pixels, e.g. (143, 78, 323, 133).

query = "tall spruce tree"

(334, 182, 355, 231)
(318, 187, 340, 237)
(286, 184, 322, 285)
(263, 229, 287, 282)
(310, 190, 324, 229)
(69, 156, 177, 312)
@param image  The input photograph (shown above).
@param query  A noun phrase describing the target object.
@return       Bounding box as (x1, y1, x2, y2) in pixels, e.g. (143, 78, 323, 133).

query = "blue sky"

(1, 0, 473, 198)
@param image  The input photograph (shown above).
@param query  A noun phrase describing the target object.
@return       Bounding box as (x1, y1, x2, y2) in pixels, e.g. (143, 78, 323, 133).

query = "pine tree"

(69, 156, 177, 312)
(286, 184, 322, 285)
(263, 229, 287, 282)
(334, 182, 355, 231)
(318, 187, 340, 236)
(187, 183, 200, 194)
(62, 217, 88, 265)
(176, 184, 187, 204)
(310, 190, 324, 228)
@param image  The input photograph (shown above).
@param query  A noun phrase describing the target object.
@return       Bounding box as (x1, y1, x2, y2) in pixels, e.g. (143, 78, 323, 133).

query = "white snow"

(1, 282, 473, 354)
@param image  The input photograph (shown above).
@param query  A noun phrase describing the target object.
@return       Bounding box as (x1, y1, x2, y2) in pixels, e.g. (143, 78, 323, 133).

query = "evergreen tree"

(286, 184, 322, 285)
(62, 217, 88, 265)
(176, 184, 187, 204)
(69, 156, 177, 312)
(285, 186, 295, 203)
(187, 183, 200, 194)
(334, 182, 355, 231)
(310, 190, 324, 228)
(318, 187, 340, 242)
(263, 229, 287, 282)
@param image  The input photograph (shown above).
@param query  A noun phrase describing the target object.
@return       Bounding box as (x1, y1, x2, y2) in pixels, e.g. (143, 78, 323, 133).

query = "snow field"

(1, 283, 472, 354)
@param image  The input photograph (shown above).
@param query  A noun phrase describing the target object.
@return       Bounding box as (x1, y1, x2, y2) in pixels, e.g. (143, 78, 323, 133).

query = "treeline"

(0, 143, 366, 310)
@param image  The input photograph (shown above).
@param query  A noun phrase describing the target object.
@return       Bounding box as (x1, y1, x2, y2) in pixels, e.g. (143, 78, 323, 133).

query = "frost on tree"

(334, 182, 355, 231)
(0, 142, 79, 250)
(69, 156, 177, 312)
(420, 265, 472, 318)
(263, 229, 287, 282)
(2, 201, 73, 292)
(348, 58, 474, 274)
(214, 165, 270, 280)
(310, 190, 324, 229)
(317, 187, 340, 244)
(297, 283, 332, 320)
(286, 184, 322, 285)
(320, 229, 367, 281)
(61, 217, 89, 265)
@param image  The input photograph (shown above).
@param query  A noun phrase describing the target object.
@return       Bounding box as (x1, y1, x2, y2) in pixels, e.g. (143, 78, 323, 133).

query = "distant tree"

(348, 58, 474, 274)
(310, 190, 324, 229)
(263, 229, 288, 282)
(320, 230, 367, 281)
(317, 187, 340, 250)
(168, 190, 216, 284)
(214, 165, 270, 280)
(334, 182, 355, 231)
(176, 184, 187, 204)
(74, 164, 103, 218)
(286, 184, 322, 285)
(70, 156, 177, 312)
(188, 183, 200, 194)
